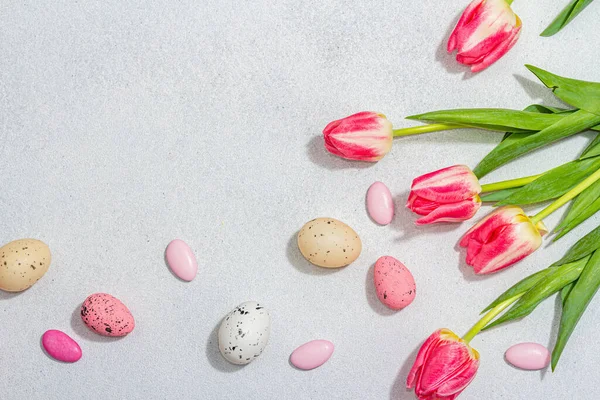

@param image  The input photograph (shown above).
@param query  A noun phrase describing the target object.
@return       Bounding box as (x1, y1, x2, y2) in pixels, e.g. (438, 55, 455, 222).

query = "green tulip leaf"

(481, 267, 556, 313)
(488, 105, 576, 177)
(522, 104, 572, 114)
(541, 0, 595, 37)
(473, 110, 600, 178)
(526, 65, 600, 116)
(561, 282, 575, 305)
(496, 157, 600, 206)
(552, 249, 600, 370)
(478, 105, 581, 179)
(554, 179, 600, 240)
(553, 224, 600, 266)
(480, 188, 521, 203)
(580, 133, 600, 159)
(407, 109, 570, 132)
(483, 257, 589, 330)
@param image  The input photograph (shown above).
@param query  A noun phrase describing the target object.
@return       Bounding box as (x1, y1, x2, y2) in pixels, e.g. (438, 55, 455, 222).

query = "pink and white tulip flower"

(407, 165, 482, 225)
(323, 111, 393, 162)
(459, 206, 547, 274)
(447, 0, 522, 72)
(407, 329, 480, 400)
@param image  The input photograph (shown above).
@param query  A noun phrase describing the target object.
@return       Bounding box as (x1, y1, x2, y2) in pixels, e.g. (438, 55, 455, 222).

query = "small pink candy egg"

(42, 330, 82, 363)
(366, 181, 394, 225)
(373, 256, 416, 310)
(290, 340, 334, 370)
(81, 293, 135, 337)
(505, 342, 550, 370)
(166, 239, 198, 282)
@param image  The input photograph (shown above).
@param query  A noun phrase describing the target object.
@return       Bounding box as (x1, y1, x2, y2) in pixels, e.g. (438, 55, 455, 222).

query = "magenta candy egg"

(290, 340, 334, 370)
(505, 342, 550, 370)
(366, 181, 394, 225)
(373, 256, 416, 310)
(42, 330, 82, 363)
(81, 293, 135, 337)
(166, 239, 198, 281)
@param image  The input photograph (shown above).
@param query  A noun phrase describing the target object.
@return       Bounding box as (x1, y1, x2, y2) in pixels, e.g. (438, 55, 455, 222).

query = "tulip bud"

(407, 165, 482, 225)
(323, 112, 393, 162)
(407, 329, 479, 400)
(448, 0, 522, 72)
(459, 206, 546, 274)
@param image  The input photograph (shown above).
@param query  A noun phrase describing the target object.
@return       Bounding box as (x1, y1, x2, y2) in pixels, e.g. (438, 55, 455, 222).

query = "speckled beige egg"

(297, 218, 361, 268)
(0, 239, 51, 292)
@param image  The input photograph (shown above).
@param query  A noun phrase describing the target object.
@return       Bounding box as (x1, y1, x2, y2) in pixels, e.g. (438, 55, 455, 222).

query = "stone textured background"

(1, 1, 599, 398)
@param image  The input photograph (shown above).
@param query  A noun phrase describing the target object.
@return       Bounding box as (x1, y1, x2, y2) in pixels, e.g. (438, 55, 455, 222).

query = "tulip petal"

(405, 191, 420, 210)
(447, 0, 521, 72)
(470, 221, 542, 274)
(459, 206, 523, 248)
(466, 239, 483, 265)
(410, 165, 481, 203)
(323, 134, 346, 158)
(407, 329, 479, 400)
(469, 18, 521, 73)
(323, 112, 393, 162)
(435, 352, 479, 398)
(407, 195, 440, 216)
(407, 329, 445, 389)
(460, 206, 544, 274)
(415, 197, 481, 225)
(448, 0, 486, 52)
(328, 132, 391, 161)
(457, 5, 519, 56)
(323, 111, 379, 135)
(416, 337, 477, 397)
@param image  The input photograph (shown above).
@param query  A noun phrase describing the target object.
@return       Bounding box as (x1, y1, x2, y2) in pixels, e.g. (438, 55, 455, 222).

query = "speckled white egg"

(218, 301, 270, 365)
(0, 239, 51, 292)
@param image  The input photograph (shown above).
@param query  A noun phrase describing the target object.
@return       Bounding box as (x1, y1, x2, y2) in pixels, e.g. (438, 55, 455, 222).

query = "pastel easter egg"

(297, 218, 361, 268)
(505, 342, 550, 370)
(80, 293, 135, 337)
(166, 239, 198, 281)
(42, 330, 82, 363)
(0, 239, 51, 292)
(373, 256, 416, 310)
(290, 340, 334, 370)
(366, 181, 394, 225)
(218, 301, 270, 365)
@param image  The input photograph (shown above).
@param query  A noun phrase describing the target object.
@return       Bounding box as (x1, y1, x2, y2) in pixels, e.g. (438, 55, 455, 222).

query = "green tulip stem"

(480, 174, 542, 193)
(531, 168, 600, 225)
(506, 0, 514, 5)
(462, 294, 522, 344)
(392, 123, 463, 137)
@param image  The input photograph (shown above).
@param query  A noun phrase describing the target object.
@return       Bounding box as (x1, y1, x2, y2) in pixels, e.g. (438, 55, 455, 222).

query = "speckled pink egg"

(80, 293, 135, 337)
(373, 256, 416, 310)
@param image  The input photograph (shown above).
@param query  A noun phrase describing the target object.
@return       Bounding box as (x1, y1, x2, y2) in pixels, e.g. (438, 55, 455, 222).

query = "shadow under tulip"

(389, 343, 422, 400)
(435, 9, 476, 79)
(456, 250, 494, 282)
(454, 238, 499, 282)
(390, 192, 462, 243)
